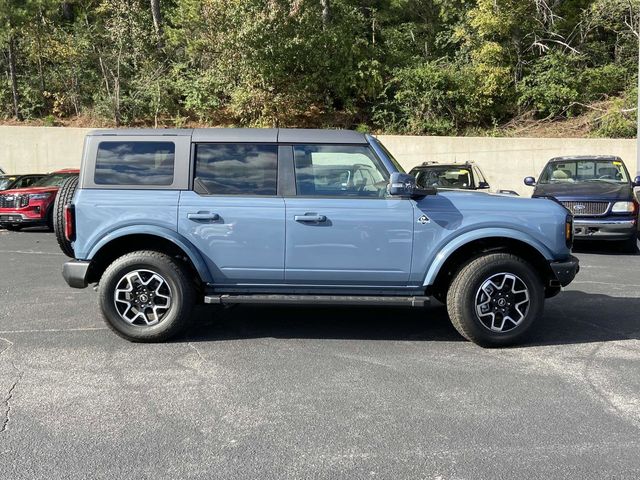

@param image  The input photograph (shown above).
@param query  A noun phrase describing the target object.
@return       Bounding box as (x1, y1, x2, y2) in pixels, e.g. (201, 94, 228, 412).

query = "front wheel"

(99, 251, 196, 342)
(446, 253, 544, 348)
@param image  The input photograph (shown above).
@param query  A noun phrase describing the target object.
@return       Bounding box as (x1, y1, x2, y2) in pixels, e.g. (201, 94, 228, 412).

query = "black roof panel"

(88, 128, 367, 144)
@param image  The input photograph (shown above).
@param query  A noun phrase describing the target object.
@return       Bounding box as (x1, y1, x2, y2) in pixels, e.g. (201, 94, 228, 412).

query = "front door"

(178, 143, 285, 285)
(284, 144, 414, 286)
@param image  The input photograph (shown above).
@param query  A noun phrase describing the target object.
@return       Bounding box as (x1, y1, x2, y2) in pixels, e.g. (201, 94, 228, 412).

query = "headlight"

(17, 194, 30, 208)
(29, 192, 52, 201)
(611, 201, 636, 213)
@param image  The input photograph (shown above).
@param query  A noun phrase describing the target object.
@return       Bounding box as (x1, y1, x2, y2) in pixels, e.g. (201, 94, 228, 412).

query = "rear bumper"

(573, 218, 638, 241)
(549, 255, 580, 287)
(62, 260, 90, 289)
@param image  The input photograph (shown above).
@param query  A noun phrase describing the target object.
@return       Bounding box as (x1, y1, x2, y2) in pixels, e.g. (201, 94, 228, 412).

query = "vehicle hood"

(0, 186, 59, 195)
(533, 182, 633, 201)
(413, 189, 571, 259)
(425, 189, 567, 216)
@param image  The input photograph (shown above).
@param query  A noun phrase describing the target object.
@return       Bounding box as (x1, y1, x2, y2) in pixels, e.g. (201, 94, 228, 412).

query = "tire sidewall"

(53, 176, 79, 257)
(99, 254, 192, 342)
(456, 257, 543, 347)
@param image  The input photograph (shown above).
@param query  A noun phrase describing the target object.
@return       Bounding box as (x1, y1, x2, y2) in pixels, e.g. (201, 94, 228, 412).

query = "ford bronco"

(58, 129, 579, 347)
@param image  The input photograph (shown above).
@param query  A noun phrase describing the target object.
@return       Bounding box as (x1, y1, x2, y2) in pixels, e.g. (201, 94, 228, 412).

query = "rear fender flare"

(87, 225, 213, 284)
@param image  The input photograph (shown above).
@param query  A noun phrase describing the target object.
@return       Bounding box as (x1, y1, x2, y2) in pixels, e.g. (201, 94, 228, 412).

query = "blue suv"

(57, 129, 578, 347)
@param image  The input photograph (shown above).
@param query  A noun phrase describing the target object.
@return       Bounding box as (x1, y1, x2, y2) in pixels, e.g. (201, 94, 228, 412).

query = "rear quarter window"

(94, 141, 175, 186)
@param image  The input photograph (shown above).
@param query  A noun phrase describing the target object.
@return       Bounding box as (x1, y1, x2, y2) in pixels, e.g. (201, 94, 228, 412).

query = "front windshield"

(33, 173, 74, 187)
(0, 176, 16, 190)
(370, 137, 406, 173)
(415, 166, 473, 189)
(539, 160, 630, 184)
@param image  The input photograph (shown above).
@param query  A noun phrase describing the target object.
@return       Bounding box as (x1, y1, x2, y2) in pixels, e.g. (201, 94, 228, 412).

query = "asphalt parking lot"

(0, 229, 639, 479)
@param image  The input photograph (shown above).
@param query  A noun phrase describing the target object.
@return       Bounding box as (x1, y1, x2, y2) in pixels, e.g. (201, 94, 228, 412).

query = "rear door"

(178, 143, 285, 285)
(284, 144, 414, 286)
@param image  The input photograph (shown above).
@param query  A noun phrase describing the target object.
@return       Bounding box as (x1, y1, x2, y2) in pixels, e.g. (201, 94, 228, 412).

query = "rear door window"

(194, 144, 278, 195)
(94, 142, 175, 186)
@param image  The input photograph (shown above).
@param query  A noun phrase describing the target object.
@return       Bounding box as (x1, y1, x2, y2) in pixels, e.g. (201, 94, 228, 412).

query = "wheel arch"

(425, 231, 555, 296)
(85, 228, 212, 285)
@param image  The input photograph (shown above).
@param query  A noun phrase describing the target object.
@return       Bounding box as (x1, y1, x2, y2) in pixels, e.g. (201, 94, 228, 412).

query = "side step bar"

(204, 294, 430, 307)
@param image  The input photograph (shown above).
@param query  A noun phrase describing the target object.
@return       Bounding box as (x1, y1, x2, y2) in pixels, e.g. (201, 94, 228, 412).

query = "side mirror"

(477, 181, 490, 189)
(388, 172, 436, 198)
(633, 176, 640, 187)
(524, 176, 536, 187)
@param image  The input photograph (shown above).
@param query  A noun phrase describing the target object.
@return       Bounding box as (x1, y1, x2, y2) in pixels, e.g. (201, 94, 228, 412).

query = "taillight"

(64, 204, 75, 242)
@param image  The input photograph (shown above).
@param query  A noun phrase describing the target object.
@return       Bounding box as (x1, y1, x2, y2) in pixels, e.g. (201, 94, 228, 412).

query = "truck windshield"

(33, 173, 74, 187)
(415, 167, 473, 189)
(539, 160, 630, 184)
(0, 176, 16, 190)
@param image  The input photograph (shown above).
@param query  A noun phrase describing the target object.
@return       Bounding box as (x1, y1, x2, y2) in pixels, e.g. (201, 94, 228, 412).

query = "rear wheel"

(99, 251, 195, 342)
(446, 253, 544, 348)
(53, 175, 79, 257)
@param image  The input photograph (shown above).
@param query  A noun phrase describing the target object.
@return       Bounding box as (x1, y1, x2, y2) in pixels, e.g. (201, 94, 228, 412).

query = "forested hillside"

(0, 0, 638, 137)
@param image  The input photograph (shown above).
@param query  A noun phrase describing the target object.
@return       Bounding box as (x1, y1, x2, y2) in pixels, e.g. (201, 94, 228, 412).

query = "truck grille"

(0, 195, 17, 208)
(561, 201, 610, 217)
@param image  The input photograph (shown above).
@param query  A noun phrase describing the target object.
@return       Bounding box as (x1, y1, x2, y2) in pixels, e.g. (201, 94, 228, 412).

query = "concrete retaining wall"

(378, 135, 637, 196)
(1, 126, 637, 196)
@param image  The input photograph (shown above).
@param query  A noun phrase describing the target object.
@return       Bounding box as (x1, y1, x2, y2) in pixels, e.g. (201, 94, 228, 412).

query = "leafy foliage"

(0, 0, 637, 137)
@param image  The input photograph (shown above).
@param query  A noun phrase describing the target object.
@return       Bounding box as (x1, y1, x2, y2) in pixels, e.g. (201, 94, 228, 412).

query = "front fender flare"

(423, 228, 554, 287)
(86, 225, 213, 284)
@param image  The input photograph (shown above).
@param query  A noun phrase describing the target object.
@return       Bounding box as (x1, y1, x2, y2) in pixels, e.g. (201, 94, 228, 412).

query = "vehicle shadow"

(4, 226, 51, 233)
(572, 237, 639, 256)
(181, 290, 639, 347)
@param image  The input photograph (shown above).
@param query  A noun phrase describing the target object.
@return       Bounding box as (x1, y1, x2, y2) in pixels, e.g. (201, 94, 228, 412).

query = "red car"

(0, 169, 79, 231)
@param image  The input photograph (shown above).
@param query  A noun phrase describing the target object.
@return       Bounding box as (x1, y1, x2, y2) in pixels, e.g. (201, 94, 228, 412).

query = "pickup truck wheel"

(99, 251, 195, 342)
(53, 175, 79, 257)
(446, 253, 544, 348)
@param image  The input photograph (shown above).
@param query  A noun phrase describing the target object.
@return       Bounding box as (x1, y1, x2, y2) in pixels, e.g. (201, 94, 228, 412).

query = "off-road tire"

(446, 253, 544, 348)
(99, 251, 195, 342)
(53, 175, 79, 257)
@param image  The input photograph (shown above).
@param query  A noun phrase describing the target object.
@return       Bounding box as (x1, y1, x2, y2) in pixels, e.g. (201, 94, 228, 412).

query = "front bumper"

(62, 260, 90, 289)
(549, 255, 580, 287)
(573, 218, 638, 241)
(0, 213, 43, 225)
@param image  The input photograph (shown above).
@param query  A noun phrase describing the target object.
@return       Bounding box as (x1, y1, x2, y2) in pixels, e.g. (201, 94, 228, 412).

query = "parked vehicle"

(410, 161, 518, 195)
(59, 129, 578, 347)
(525, 155, 640, 252)
(0, 169, 79, 231)
(0, 174, 46, 192)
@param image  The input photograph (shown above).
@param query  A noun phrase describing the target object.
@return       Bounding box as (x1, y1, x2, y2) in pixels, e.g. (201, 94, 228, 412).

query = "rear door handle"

(294, 214, 327, 223)
(188, 212, 220, 221)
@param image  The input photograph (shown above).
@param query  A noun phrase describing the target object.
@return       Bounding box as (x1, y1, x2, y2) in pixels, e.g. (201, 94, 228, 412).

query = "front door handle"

(188, 212, 220, 221)
(294, 214, 327, 223)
